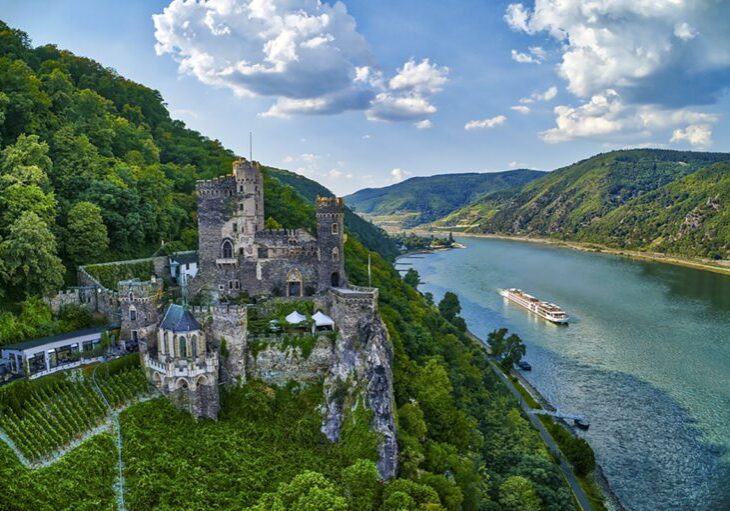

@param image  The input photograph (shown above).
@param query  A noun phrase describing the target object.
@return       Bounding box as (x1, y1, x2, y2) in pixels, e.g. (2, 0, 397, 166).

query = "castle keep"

(195, 159, 346, 299)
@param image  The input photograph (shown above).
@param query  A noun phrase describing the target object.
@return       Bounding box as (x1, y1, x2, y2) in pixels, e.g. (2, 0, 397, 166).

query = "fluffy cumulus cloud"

(154, 0, 447, 125)
(465, 115, 507, 131)
(511, 46, 546, 64)
(506, 0, 730, 147)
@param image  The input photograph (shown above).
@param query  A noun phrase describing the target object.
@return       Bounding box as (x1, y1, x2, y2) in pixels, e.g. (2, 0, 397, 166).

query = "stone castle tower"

(194, 158, 346, 299)
(316, 197, 346, 291)
(119, 278, 162, 346)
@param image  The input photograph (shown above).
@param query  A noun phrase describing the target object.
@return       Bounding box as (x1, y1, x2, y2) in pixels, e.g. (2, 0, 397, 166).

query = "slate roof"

(170, 251, 198, 265)
(160, 304, 200, 332)
(2, 326, 109, 352)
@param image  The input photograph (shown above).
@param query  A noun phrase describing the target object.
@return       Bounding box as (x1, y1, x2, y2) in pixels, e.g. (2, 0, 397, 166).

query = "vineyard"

(0, 356, 151, 463)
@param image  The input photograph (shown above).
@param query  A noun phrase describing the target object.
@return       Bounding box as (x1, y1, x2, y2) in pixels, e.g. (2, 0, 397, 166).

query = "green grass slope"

(438, 149, 730, 258)
(345, 170, 543, 227)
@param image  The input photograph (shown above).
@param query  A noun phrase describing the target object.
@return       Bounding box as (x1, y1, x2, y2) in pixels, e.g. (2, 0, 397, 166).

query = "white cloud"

(511, 46, 546, 64)
(540, 89, 719, 147)
(674, 22, 698, 41)
(366, 59, 448, 122)
(415, 119, 433, 129)
(154, 1, 447, 125)
(362, 134, 371, 139)
(670, 124, 713, 148)
(519, 86, 558, 104)
(390, 168, 411, 183)
(465, 115, 507, 131)
(511, 105, 531, 114)
(505, 1, 730, 147)
(511, 49, 538, 64)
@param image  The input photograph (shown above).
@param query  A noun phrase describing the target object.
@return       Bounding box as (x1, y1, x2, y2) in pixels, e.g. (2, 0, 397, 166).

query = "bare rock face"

(322, 289, 398, 479)
(676, 195, 721, 240)
(247, 337, 334, 385)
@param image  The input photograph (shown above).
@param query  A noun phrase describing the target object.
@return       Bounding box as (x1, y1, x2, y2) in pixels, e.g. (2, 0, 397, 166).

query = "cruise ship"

(499, 288, 569, 324)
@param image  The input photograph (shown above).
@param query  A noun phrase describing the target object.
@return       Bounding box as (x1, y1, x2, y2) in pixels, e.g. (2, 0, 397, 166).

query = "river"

(398, 236, 730, 511)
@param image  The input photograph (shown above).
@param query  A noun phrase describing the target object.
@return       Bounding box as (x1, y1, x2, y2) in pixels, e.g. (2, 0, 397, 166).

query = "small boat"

(499, 288, 569, 324)
(517, 360, 532, 371)
(573, 417, 590, 430)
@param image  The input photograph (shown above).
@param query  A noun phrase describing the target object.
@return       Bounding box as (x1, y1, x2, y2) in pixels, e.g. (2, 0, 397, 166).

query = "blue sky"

(2, 0, 729, 194)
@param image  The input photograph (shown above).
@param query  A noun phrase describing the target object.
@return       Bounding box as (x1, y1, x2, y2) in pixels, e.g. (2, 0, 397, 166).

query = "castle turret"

(232, 159, 265, 237)
(316, 196, 346, 291)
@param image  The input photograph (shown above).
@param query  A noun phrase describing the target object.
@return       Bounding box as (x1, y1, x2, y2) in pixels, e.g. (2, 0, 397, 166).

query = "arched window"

(128, 292, 134, 301)
(221, 240, 233, 258)
(163, 332, 169, 354)
(332, 247, 340, 262)
(191, 335, 198, 358)
(331, 222, 339, 235)
(129, 305, 137, 321)
(287, 268, 303, 297)
(178, 336, 187, 358)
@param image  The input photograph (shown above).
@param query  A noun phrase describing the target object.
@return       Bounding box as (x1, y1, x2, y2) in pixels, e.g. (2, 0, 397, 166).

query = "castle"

(88, 158, 399, 477)
(194, 159, 346, 299)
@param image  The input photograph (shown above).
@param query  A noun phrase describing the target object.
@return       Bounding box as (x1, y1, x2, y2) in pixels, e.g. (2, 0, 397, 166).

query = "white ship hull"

(499, 288, 569, 324)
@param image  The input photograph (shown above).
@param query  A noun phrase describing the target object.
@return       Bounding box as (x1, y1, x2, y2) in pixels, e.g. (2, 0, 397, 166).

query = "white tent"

(285, 311, 307, 324)
(312, 311, 334, 328)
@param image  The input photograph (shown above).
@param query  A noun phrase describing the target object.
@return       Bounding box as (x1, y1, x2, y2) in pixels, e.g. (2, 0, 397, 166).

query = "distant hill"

(345, 169, 543, 228)
(265, 166, 399, 259)
(436, 149, 730, 258)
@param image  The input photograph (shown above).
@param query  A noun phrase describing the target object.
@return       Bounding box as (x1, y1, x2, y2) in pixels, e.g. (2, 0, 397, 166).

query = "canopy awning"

(312, 311, 334, 327)
(285, 311, 307, 324)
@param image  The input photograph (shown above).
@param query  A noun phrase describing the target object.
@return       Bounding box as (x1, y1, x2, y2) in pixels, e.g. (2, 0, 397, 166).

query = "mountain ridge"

(345, 169, 543, 228)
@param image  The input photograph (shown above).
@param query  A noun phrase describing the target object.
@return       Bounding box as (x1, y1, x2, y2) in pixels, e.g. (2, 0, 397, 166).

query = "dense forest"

(0, 20, 579, 511)
(436, 150, 730, 259)
(345, 170, 543, 227)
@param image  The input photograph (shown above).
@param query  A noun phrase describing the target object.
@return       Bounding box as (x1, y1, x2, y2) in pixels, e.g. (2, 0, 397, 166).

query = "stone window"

(221, 240, 233, 258)
(234, 280, 240, 290)
(128, 292, 134, 301)
(178, 336, 187, 358)
(232, 222, 237, 232)
(132, 330, 138, 342)
(331, 223, 339, 235)
(332, 247, 340, 262)
(239, 247, 244, 255)
(129, 306, 137, 322)
(258, 247, 268, 259)
(287, 268, 303, 297)
(239, 203, 244, 211)
(219, 284, 224, 291)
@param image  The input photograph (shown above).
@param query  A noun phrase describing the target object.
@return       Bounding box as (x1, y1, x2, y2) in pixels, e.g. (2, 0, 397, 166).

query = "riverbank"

(463, 329, 623, 511)
(414, 230, 730, 277)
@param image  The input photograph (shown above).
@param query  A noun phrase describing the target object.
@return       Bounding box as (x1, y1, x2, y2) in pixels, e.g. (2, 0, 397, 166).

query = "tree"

(487, 328, 527, 371)
(65, 201, 109, 266)
(403, 268, 420, 288)
(244, 470, 347, 511)
(438, 292, 461, 322)
(498, 475, 541, 511)
(264, 216, 283, 230)
(0, 211, 65, 296)
(341, 459, 381, 511)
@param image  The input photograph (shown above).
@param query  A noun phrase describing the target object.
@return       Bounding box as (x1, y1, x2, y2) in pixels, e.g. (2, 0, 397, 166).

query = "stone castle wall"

(247, 335, 334, 386)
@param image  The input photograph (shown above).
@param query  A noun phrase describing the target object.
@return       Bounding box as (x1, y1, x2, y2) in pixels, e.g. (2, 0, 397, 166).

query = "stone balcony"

(145, 352, 219, 379)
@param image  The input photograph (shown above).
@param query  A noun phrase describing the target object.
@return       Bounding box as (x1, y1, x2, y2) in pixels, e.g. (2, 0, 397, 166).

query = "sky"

(2, 0, 730, 195)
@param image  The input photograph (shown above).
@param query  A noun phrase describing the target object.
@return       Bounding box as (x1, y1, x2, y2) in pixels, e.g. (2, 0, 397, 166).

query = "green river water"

(398, 236, 730, 511)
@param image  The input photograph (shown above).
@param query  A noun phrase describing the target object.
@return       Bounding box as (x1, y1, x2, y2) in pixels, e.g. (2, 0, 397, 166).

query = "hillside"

(437, 150, 730, 258)
(0, 17, 393, 303)
(345, 170, 542, 229)
(266, 166, 399, 259)
(0, 20, 580, 511)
